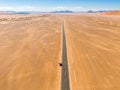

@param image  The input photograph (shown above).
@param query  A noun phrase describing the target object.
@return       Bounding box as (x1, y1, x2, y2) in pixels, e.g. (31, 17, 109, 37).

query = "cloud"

(0, 6, 37, 11)
(16, 6, 36, 11)
(0, 6, 13, 11)
(0, 6, 117, 12)
(50, 6, 83, 11)
(0, 6, 85, 11)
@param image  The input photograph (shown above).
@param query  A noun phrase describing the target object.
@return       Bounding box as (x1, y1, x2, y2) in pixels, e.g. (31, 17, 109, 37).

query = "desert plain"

(0, 12, 120, 90)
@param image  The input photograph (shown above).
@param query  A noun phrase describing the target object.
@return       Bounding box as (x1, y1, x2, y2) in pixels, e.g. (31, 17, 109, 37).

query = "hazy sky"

(0, 0, 120, 11)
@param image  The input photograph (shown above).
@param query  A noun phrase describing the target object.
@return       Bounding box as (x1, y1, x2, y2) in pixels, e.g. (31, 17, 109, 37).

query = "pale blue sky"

(0, 0, 119, 11)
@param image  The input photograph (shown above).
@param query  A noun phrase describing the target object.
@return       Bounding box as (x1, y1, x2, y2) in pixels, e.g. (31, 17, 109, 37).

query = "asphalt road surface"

(61, 21, 70, 90)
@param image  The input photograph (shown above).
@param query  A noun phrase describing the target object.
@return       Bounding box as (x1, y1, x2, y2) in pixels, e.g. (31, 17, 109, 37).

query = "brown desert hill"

(103, 11, 120, 15)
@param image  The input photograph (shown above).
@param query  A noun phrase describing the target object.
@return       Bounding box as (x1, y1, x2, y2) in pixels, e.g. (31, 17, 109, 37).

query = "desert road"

(0, 14, 120, 90)
(61, 21, 70, 90)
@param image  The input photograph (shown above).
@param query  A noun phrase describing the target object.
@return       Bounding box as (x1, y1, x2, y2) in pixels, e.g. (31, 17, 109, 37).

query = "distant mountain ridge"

(51, 10, 73, 13)
(0, 11, 10, 15)
(0, 11, 30, 14)
(0, 10, 119, 14)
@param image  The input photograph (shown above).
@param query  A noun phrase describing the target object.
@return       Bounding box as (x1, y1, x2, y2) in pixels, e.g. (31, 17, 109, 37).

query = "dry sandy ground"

(64, 14, 120, 90)
(0, 14, 120, 90)
(103, 11, 120, 15)
(0, 14, 62, 90)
